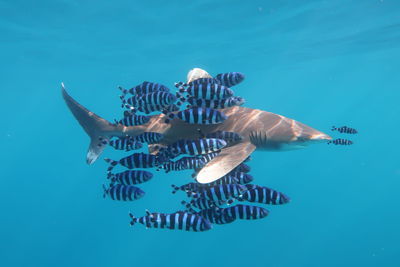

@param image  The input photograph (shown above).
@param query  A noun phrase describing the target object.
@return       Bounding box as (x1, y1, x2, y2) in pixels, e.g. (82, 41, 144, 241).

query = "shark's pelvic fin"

(196, 142, 256, 184)
(61, 83, 118, 164)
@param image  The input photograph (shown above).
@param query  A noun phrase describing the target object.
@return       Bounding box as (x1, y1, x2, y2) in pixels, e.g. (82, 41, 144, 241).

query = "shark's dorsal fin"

(196, 142, 256, 184)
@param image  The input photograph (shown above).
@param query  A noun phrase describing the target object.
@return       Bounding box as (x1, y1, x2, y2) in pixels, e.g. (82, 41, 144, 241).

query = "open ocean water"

(1, 0, 399, 266)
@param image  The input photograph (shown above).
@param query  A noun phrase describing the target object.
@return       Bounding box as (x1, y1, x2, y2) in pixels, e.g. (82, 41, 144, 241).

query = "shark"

(62, 68, 332, 184)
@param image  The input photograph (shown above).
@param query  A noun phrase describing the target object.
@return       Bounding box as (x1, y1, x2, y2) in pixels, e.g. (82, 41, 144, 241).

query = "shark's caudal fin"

(61, 83, 119, 164)
(196, 142, 256, 184)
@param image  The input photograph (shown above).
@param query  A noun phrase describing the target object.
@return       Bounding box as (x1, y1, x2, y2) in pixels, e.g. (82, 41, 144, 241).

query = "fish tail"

(171, 184, 180, 194)
(331, 126, 336, 131)
(128, 212, 136, 226)
(102, 184, 108, 198)
(104, 158, 118, 177)
(62, 83, 117, 164)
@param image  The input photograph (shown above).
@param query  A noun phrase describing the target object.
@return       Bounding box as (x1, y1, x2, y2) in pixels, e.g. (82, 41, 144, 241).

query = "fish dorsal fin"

(196, 142, 256, 184)
(187, 68, 212, 84)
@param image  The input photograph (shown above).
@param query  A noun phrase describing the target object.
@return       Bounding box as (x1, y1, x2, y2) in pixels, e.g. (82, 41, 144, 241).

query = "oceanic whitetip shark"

(62, 68, 331, 184)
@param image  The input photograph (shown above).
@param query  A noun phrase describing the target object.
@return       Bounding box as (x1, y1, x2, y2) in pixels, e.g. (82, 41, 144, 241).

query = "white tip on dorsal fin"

(187, 68, 212, 84)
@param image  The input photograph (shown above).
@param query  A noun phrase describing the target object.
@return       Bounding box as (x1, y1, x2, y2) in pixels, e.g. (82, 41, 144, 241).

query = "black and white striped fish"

(197, 151, 220, 164)
(116, 113, 150, 127)
(133, 132, 164, 144)
(215, 72, 245, 87)
(225, 172, 253, 184)
(181, 199, 223, 211)
(179, 83, 234, 100)
(109, 170, 153, 185)
(230, 163, 251, 173)
(185, 96, 245, 109)
(129, 210, 212, 232)
(220, 204, 269, 220)
(161, 156, 206, 173)
(176, 78, 221, 87)
(327, 138, 353, 145)
(331, 126, 358, 134)
(159, 138, 227, 159)
(119, 81, 170, 96)
(189, 184, 248, 203)
(195, 208, 235, 225)
(122, 91, 177, 110)
(108, 137, 143, 151)
(103, 184, 145, 201)
(104, 153, 166, 175)
(238, 184, 290, 205)
(164, 107, 227, 124)
(132, 103, 179, 114)
(203, 130, 243, 144)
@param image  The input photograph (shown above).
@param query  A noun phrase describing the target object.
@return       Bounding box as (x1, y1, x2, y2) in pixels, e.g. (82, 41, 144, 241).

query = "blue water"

(1, 0, 399, 266)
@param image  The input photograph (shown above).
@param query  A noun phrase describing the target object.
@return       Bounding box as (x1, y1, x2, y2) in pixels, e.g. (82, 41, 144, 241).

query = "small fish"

(223, 172, 253, 184)
(179, 83, 234, 100)
(103, 184, 145, 201)
(160, 156, 206, 173)
(176, 78, 221, 87)
(185, 96, 245, 109)
(121, 92, 177, 112)
(159, 138, 227, 159)
(327, 138, 353, 145)
(108, 137, 143, 151)
(181, 199, 223, 211)
(164, 107, 227, 124)
(189, 184, 248, 203)
(109, 170, 153, 185)
(201, 130, 243, 144)
(195, 208, 235, 225)
(119, 81, 169, 96)
(104, 153, 166, 175)
(238, 184, 290, 205)
(230, 163, 251, 173)
(215, 72, 245, 87)
(115, 112, 150, 126)
(220, 204, 269, 220)
(133, 132, 164, 144)
(129, 210, 212, 232)
(331, 126, 358, 134)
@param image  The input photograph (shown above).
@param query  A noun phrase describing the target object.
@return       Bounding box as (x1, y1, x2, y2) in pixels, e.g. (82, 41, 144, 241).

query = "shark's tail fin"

(61, 83, 119, 164)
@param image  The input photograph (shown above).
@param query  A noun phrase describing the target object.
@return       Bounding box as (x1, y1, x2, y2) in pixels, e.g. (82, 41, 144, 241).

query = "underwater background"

(1, 0, 399, 266)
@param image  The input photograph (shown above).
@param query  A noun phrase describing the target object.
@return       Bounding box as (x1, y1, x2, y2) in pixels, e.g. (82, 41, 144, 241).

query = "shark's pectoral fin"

(87, 136, 110, 164)
(196, 142, 256, 184)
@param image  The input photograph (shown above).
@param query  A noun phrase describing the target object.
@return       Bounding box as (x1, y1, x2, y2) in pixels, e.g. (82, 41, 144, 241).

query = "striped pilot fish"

(181, 198, 224, 211)
(129, 210, 212, 232)
(327, 138, 353, 145)
(159, 138, 227, 159)
(108, 137, 143, 151)
(195, 208, 235, 225)
(115, 112, 150, 127)
(230, 163, 251, 173)
(185, 96, 245, 109)
(178, 83, 234, 100)
(164, 107, 227, 124)
(161, 156, 206, 173)
(103, 184, 145, 201)
(215, 72, 245, 87)
(132, 132, 164, 144)
(121, 91, 177, 110)
(238, 184, 290, 205)
(189, 184, 248, 203)
(220, 204, 269, 220)
(133, 103, 179, 114)
(225, 172, 253, 184)
(119, 81, 169, 96)
(176, 77, 221, 87)
(109, 170, 153, 185)
(105, 152, 167, 175)
(203, 130, 243, 144)
(331, 126, 358, 134)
